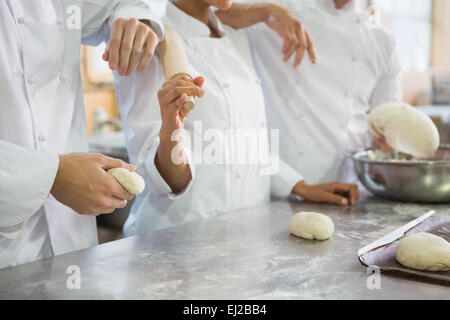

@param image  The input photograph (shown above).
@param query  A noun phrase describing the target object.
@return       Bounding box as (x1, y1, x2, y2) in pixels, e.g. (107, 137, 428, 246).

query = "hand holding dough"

(368, 102, 440, 158)
(289, 212, 334, 240)
(396, 232, 450, 272)
(107, 168, 145, 195)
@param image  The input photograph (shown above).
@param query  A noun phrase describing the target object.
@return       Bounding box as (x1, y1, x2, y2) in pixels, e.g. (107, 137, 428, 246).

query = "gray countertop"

(1, 193, 450, 300)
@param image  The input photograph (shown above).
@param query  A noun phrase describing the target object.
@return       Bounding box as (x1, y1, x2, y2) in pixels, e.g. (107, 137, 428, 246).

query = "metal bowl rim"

(352, 149, 450, 167)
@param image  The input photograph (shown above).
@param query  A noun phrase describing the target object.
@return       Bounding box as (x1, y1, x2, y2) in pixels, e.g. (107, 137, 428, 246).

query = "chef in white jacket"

(114, 0, 360, 236)
(0, 0, 163, 269)
(218, 0, 402, 184)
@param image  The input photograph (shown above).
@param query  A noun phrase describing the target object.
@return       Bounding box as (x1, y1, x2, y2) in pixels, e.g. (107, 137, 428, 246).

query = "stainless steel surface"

(1, 194, 450, 299)
(353, 148, 450, 203)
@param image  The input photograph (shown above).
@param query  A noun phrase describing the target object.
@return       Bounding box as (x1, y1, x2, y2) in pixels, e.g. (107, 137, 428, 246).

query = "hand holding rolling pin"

(158, 74, 205, 140)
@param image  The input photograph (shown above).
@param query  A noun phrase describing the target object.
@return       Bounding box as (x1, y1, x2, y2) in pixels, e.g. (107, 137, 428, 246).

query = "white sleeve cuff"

(144, 136, 195, 200)
(271, 156, 304, 198)
(0, 141, 59, 228)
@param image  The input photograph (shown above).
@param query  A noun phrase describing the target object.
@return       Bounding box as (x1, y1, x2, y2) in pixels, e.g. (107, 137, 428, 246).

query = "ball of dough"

(396, 232, 450, 272)
(107, 168, 145, 195)
(289, 212, 335, 240)
(368, 102, 440, 158)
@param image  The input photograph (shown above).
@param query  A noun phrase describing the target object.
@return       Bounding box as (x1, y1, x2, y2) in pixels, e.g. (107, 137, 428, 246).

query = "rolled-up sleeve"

(0, 140, 59, 227)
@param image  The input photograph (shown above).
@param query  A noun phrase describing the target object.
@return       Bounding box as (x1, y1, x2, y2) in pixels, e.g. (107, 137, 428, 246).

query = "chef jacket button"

(59, 73, 66, 82)
(38, 133, 46, 142)
(27, 77, 34, 85)
(17, 17, 24, 24)
(57, 20, 63, 26)
(223, 82, 230, 89)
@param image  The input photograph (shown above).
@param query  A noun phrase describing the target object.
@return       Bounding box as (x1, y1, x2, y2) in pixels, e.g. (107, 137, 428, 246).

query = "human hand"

(103, 18, 159, 76)
(50, 153, 135, 215)
(262, 3, 317, 68)
(158, 74, 205, 141)
(292, 181, 360, 205)
(369, 123, 394, 152)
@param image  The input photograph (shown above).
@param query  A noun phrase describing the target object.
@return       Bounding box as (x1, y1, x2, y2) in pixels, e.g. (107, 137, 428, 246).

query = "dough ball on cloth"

(396, 232, 450, 272)
(289, 212, 334, 240)
(368, 102, 440, 158)
(107, 168, 145, 195)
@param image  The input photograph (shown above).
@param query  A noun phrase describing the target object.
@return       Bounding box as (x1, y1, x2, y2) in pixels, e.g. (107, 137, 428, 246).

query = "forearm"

(155, 132, 192, 193)
(216, 3, 270, 29)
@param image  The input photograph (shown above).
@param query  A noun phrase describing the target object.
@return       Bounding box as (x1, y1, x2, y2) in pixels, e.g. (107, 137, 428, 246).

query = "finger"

(305, 30, 317, 64)
(322, 192, 349, 206)
(293, 27, 307, 69)
(136, 30, 158, 72)
(282, 38, 290, 55)
(108, 19, 126, 70)
(163, 85, 205, 104)
(126, 26, 149, 76)
(98, 208, 115, 215)
(162, 74, 193, 88)
(99, 154, 134, 171)
(102, 41, 110, 62)
(107, 177, 135, 201)
(283, 31, 299, 62)
(119, 19, 139, 76)
(171, 93, 188, 112)
(106, 196, 128, 208)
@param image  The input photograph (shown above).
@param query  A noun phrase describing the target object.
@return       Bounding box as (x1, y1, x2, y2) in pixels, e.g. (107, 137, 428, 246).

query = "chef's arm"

(0, 139, 135, 232)
(369, 42, 403, 107)
(216, 3, 270, 29)
(0, 140, 59, 228)
(369, 39, 402, 151)
(155, 75, 205, 193)
(216, 2, 316, 67)
(81, 0, 164, 76)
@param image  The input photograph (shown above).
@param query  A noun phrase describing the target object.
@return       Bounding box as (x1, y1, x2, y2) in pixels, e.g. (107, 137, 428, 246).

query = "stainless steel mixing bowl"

(352, 147, 450, 203)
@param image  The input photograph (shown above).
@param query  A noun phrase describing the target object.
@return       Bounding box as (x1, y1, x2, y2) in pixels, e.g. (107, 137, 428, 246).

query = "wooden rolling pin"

(158, 25, 195, 110)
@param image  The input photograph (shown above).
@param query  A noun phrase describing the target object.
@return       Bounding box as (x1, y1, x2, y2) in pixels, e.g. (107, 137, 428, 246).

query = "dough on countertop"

(289, 212, 334, 240)
(396, 232, 450, 272)
(107, 168, 145, 195)
(368, 102, 440, 158)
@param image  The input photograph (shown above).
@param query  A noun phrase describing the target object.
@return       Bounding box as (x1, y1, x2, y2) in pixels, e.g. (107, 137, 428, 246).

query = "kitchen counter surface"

(1, 193, 449, 299)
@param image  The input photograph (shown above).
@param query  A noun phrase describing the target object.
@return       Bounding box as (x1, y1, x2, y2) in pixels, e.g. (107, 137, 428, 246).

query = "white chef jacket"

(246, 0, 402, 184)
(114, 2, 303, 236)
(0, 0, 162, 269)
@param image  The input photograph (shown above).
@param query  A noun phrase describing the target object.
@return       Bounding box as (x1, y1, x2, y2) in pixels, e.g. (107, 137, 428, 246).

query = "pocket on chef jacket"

(20, 21, 65, 85)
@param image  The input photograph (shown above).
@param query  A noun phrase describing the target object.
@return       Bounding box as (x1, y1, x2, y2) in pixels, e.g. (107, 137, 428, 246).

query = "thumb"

(322, 192, 348, 206)
(102, 41, 110, 61)
(101, 156, 134, 172)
